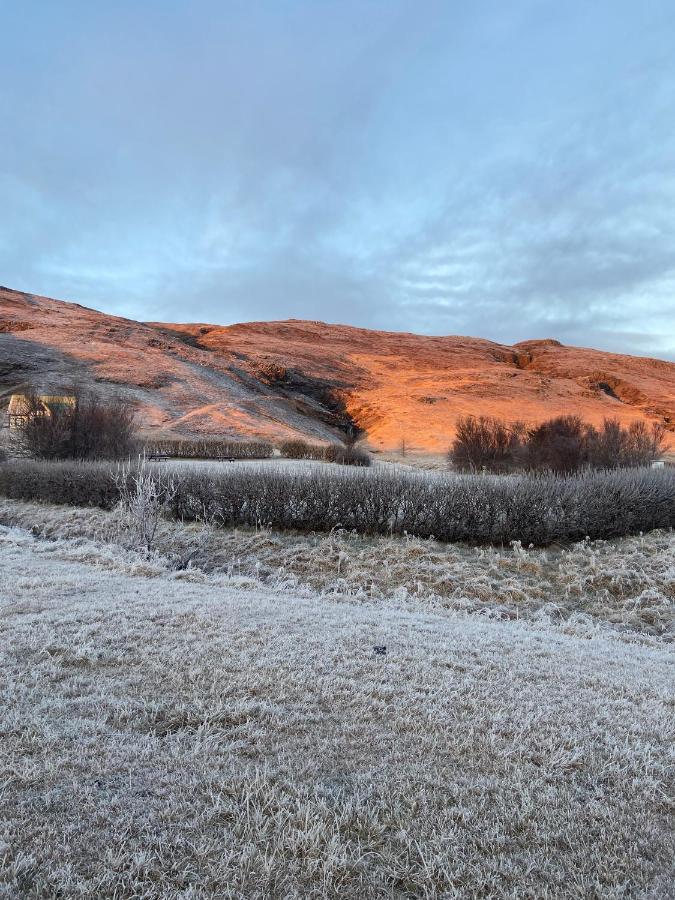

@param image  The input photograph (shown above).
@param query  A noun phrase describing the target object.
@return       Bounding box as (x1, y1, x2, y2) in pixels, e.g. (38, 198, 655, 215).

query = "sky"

(1, 1, 675, 358)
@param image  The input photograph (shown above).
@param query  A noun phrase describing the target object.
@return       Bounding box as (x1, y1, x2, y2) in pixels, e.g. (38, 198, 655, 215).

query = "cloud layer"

(1, 0, 674, 357)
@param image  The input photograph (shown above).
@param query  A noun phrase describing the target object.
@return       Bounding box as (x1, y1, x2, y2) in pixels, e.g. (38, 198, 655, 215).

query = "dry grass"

(0, 505, 674, 897)
(6, 285, 675, 454)
(1, 498, 673, 637)
(373, 451, 449, 471)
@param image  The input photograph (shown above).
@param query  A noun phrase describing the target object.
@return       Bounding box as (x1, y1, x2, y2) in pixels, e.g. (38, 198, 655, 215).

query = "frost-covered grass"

(0, 523, 673, 898)
(1, 498, 673, 637)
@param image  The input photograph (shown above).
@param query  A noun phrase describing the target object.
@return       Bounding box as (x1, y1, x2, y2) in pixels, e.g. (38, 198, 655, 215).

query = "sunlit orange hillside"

(1, 285, 673, 452)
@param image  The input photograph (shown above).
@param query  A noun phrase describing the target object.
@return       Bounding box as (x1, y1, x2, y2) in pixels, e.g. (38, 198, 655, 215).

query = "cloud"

(1, 0, 674, 358)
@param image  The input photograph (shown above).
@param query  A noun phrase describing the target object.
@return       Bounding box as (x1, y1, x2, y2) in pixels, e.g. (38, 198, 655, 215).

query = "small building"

(7, 394, 76, 429)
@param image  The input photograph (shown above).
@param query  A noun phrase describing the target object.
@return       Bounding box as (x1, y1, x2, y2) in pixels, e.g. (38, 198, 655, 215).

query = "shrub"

(0, 458, 672, 546)
(113, 459, 177, 553)
(450, 414, 667, 473)
(584, 418, 626, 469)
(15, 392, 136, 460)
(322, 444, 371, 467)
(279, 440, 318, 460)
(450, 416, 525, 473)
(0, 459, 121, 508)
(14, 394, 73, 459)
(142, 439, 273, 459)
(280, 440, 371, 466)
(525, 416, 587, 473)
(621, 421, 666, 467)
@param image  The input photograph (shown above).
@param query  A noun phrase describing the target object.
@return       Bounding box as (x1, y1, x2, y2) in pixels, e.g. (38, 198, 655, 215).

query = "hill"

(1, 285, 674, 450)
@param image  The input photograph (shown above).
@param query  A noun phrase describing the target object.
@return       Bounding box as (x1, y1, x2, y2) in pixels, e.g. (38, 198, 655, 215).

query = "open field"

(1, 474, 673, 895)
(1, 519, 674, 898)
(152, 457, 439, 478)
(155, 457, 375, 473)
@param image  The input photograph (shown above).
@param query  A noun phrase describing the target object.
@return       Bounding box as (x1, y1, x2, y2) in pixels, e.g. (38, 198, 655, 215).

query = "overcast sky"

(2, 1, 675, 358)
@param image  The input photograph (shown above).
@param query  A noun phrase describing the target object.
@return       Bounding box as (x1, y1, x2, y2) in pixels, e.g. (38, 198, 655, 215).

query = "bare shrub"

(16, 392, 136, 460)
(622, 421, 666, 467)
(525, 415, 587, 473)
(143, 438, 273, 459)
(279, 439, 318, 459)
(1, 459, 671, 546)
(14, 394, 73, 459)
(113, 459, 176, 554)
(584, 418, 625, 469)
(451, 414, 667, 473)
(322, 444, 371, 467)
(72, 394, 136, 459)
(450, 415, 525, 472)
(281, 440, 371, 466)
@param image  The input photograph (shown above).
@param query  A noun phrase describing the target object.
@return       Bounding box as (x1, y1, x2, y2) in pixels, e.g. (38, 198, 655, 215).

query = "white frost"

(1, 523, 674, 897)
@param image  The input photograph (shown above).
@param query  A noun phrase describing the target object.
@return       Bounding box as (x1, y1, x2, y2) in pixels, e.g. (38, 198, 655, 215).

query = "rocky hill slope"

(1, 285, 673, 450)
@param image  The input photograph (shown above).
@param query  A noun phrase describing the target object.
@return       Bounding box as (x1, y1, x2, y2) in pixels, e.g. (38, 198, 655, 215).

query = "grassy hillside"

(2, 285, 674, 451)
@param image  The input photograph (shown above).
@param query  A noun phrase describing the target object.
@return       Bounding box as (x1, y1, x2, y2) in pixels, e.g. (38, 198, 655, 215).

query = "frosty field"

(1, 507, 674, 898)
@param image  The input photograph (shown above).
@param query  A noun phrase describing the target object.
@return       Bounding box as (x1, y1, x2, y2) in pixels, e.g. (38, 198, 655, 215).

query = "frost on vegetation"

(0, 525, 673, 898)
(0, 457, 673, 545)
(112, 459, 176, 554)
(0, 497, 673, 638)
(105, 459, 216, 571)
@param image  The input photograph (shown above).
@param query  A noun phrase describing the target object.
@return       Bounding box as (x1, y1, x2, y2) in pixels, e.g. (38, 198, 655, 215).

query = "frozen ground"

(1, 519, 674, 898)
(1, 498, 673, 637)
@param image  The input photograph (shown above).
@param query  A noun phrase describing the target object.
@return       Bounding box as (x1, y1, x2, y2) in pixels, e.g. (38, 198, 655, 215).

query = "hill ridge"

(1, 285, 673, 450)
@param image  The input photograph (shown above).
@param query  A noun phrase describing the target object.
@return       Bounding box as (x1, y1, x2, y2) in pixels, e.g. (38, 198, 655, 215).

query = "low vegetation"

(13, 391, 136, 460)
(142, 437, 274, 459)
(0, 458, 672, 545)
(2, 496, 673, 636)
(280, 439, 371, 467)
(0, 520, 673, 897)
(450, 414, 666, 473)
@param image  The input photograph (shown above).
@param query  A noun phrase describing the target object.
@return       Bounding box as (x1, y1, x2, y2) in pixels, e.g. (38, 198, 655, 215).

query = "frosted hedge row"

(141, 438, 274, 459)
(0, 459, 672, 545)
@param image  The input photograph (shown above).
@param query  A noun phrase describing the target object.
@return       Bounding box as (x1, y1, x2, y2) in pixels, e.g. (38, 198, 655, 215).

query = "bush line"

(450, 414, 666, 473)
(279, 440, 371, 466)
(141, 439, 371, 465)
(0, 459, 673, 546)
(142, 438, 274, 459)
